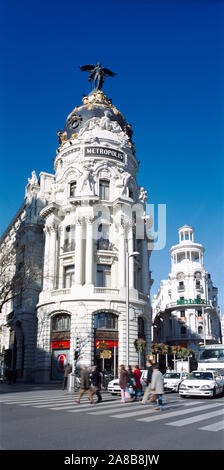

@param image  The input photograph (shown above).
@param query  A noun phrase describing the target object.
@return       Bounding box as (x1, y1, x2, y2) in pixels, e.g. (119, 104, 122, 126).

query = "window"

(138, 317, 145, 339)
(181, 326, 186, 335)
(198, 326, 203, 335)
(180, 310, 185, 318)
(69, 181, 76, 197)
(94, 312, 118, 330)
(97, 224, 110, 250)
(52, 314, 71, 331)
(99, 180, 110, 200)
(196, 280, 201, 288)
(97, 264, 111, 287)
(64, 225, 75, 252)
(197, 310, 202, 317)
(63, 265, 75, 288)
(128, 186, 134, 199)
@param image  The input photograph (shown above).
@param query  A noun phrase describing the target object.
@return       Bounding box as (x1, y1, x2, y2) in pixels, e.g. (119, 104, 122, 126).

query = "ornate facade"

(0, 89, 153, 382)
(152, 225, 221, 351)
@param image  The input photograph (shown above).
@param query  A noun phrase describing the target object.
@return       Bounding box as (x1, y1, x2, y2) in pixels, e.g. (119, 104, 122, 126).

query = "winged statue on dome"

(79, 62, 116, 90)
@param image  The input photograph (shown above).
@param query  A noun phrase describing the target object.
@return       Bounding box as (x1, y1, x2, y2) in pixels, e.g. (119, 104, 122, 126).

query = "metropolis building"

(152, 225, 221, 351)
(0, 70, 153, 382)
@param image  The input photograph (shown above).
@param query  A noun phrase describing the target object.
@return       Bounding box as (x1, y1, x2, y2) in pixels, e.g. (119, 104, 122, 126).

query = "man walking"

(150, 363, 164, 411)
(140, 360, 153, 404)
(91, 365, 102, 403)
(75, 365, 94, 404)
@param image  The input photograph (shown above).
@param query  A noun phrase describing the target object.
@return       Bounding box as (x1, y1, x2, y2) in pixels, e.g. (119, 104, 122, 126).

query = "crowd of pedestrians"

(64, 360, 164, 410)
(119, 361, 164, 410)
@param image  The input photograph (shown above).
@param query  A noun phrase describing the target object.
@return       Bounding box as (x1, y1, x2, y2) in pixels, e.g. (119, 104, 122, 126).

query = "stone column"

(75, 217, 83, 285)
(141, 238, 149, 294)
(48, 224, 58, 290)
(85, 216, 94, 285)
(128, 228, 134, 289)
(118, 225, 125, 288)
(43, 226, 50, 290)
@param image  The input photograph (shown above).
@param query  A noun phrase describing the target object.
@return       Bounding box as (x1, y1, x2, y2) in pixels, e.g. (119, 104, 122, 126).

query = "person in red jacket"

(133, 365, 142, 401)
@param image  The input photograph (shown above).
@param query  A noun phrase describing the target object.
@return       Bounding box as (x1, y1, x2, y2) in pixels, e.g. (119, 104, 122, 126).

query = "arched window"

(94, 312, 118, 330)
(138, 317, 145, 339)
(52, 314, 71, 332)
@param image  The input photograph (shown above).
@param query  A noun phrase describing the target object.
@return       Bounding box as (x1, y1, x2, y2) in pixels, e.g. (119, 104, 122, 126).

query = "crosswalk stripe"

(165, 408, 224, 427)
(105, 400, 202, 419)
(36, 398, 117, 410)
(199, 420, 224, 432)
(67, 401, 135, 413)
(136, 402, 224, 423)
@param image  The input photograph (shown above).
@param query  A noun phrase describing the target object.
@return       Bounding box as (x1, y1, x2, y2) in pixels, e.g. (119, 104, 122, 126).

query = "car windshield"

(164, 373, 180, 379)
(190, 372, 213, 380)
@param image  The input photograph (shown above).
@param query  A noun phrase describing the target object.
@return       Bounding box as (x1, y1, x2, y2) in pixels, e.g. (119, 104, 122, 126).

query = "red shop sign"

(95, 340, 118, 348)
(52, 341, 70, 350)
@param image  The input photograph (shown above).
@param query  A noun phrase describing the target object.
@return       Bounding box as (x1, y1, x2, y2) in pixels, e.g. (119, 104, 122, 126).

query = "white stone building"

(152, 225, 221, 352)
(0, 88, 153, 382)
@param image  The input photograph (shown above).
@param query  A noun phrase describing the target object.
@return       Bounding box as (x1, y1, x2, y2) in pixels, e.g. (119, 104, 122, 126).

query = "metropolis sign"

(85, 146, 124, 162)
(177, 298, 206, 305)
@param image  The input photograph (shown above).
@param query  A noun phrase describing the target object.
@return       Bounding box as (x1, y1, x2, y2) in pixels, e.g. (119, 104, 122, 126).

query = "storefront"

(51, 340, 70, 380)
(94, 312, 118, 376)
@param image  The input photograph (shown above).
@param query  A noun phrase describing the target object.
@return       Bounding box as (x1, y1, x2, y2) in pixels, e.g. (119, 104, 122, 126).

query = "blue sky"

(0, 0, 223, 314)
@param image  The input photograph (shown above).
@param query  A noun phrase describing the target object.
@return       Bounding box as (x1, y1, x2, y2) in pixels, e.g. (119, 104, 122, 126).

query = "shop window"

(52, 314, 71, 331)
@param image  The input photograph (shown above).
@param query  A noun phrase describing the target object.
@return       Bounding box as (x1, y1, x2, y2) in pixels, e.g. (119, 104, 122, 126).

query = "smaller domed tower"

(152, 226, 221, 352)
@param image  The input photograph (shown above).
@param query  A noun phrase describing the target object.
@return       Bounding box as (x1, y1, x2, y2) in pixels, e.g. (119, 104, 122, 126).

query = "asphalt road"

(0, 384, 223, 455)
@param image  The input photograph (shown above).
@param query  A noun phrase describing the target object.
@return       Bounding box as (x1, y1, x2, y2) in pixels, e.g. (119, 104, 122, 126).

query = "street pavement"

(0, 382, 224, 451)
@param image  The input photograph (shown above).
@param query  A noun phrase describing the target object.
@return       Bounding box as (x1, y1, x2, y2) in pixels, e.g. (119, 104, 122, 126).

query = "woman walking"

(133, 365, 142, 400)
(119, 365, 130, 403)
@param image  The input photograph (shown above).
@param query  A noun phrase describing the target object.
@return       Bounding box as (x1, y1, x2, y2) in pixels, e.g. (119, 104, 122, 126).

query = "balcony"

(177, 285, 185, 292)
(96, 238, 113, 251)
(94, 287, 119, 295)
(63, 241, 75, 253)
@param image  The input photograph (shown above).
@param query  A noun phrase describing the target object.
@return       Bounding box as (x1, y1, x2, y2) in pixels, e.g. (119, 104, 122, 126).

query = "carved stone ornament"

(78, 111, 129, 144)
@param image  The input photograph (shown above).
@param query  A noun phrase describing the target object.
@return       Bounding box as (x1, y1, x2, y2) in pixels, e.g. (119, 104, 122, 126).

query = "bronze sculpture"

(79, 62, 116, 91)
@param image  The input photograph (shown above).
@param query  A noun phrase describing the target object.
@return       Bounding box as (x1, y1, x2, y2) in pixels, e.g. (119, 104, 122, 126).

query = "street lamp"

(126, 250, 139, 366)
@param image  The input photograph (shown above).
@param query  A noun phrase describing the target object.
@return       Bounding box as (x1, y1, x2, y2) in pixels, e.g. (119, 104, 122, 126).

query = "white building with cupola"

(0, 80, 153, 382)
(152, 226, 221, 352)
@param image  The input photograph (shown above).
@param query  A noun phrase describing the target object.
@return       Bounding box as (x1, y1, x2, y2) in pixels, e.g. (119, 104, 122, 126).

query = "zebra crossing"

(1, 390, 224, 433)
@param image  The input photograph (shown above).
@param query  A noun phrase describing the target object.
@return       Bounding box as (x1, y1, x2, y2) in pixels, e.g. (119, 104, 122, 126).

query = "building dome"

(57, 90, 135, 150)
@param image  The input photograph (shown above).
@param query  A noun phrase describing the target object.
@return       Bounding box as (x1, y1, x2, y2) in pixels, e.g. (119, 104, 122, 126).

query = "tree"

(0, 250, 43, 314)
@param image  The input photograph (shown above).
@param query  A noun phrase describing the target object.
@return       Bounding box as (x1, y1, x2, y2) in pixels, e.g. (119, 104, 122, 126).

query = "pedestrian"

(119, 365, 130, 403)
(140, 360, 153, 404)
(91, 365, 102, 403)
(133, 365, 142, 400)
(150, 363, 164, 411)
(75, 365, 94, 404)
(127, 365, 136, 400)
(62, 362, 72, 390)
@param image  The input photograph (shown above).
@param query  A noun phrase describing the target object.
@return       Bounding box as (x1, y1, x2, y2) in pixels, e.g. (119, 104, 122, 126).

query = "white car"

(179, 370, 224, 398)
(107, 378, 121, 395)
(163, 371, 190, 392)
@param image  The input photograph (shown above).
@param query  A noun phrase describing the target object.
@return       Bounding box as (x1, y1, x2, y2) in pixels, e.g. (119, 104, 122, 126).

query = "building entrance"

(51, 341, 70, 380)
(94, 340, 118, 377)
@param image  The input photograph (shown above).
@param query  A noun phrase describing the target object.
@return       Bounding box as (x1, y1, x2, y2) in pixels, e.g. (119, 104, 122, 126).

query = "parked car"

(107, 378, 121, 395)
(179, 370, 224, 398)
(163, 371, 190, 392)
